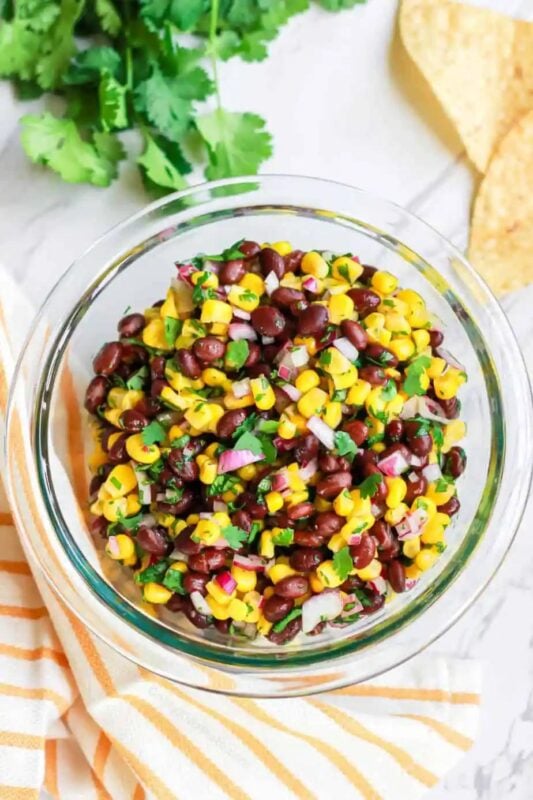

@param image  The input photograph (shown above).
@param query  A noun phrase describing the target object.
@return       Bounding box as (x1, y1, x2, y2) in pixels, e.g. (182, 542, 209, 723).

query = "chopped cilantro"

(163, 566, 187, 594)
(115, 512, 144, 532)
(141, 420, 166, 446)
(135, 560, 169, 585)
(225, 340, 249, 370)
(233, 412, 259, 438)
(432, 426, 445, 449)
(434, 542, 447, 554)
(256, 476, 272, 495)
(207, 474, 239, 497)
(126, 365, 149, 391)
(272, 608, 302, 633)
(403, 355, 431, 397)
(109, 476, 122, 490)
(257, 435, 277, 464)
(367, 432, 385, 446)
(334, 431, 358, 460)
(203, 240, 245, 262)
(240, 288, 257, 303)
(380, 380, 397, 402)
(170, 434, 191, 449)
(257, 419, 279, 435)
(164, 316, 181, 346)
(331, 389, 347, 402)
(272, 528, 294, 546)
(354, 588, 373, 608)
(319, 349, 332, 366)
(221, 525, 248, 549)
(233, 431, 264, 456)
(435, 476, 453, 493)
(248, 521, 262, 545)
(165, 486, 184, 504)
(333, 546, 353, 581)
(358, 473, 383, 499)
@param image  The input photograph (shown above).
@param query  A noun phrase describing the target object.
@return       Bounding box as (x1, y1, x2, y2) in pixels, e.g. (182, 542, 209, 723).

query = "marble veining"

(1, 1, 532, 797)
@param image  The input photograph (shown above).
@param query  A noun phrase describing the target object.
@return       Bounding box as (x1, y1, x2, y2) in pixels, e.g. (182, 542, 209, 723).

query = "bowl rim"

(7, 174, 533, 680)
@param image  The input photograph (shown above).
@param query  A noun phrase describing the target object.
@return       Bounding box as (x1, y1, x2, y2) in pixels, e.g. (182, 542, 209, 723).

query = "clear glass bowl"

(6, 176, 532, 697)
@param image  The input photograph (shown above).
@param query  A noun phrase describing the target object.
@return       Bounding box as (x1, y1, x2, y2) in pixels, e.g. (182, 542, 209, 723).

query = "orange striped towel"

(0, 269, 481, 800)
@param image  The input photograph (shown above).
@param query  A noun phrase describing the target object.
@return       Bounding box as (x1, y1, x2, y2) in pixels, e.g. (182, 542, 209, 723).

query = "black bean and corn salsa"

(86, 240, 467, 645)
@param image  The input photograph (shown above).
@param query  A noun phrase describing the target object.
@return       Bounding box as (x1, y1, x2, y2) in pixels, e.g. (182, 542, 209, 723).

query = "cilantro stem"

(209, 0, 223, 113)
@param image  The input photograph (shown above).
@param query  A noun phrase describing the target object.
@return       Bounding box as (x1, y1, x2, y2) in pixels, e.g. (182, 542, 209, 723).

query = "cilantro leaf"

(196, 110, 273, 180)
(272, 528, 294, 546)
(207, 474, 239, 497)
(334, 431, 357, 460)
(354, 587, 373, 608)
(272, 608, 302, 633)
(380, 380, 397, 402)
(233, 431, 264, 456)
(257, 435, 277, 464)
(225, 340, 249, 370)
(333, 546, 353, 582)
(164, 316, 180, 346)
(137, 131, 190, 192)
(358, 473, 383, 499)
(95, 0, 121, 35)
(320, 0, 366, 8)
(135, 560, 169, 584)
(163, 566, 187, 594)
(141, 420, 166, 445)
(99, 70, 128, 131)
(63, 47, 122, 85)
(233, 412, 259, 439)
(221, 525, 248, 549)
(403, 356, 431, 397)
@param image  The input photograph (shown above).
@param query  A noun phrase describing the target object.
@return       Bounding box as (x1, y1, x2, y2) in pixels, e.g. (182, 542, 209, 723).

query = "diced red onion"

(175, 264, 196, 284)
(233, 554, 267, 572)
(333, 337, 359, 362)
(274, 341, 292, 363)
(170, 549, 189, 563)
(232, 378, 251, 398)
(271, 469, 290, 492)
(213, 500, 228, 513)
(218, 449, 262, 474)
(400, 396, 449, 424)
(405, 578, 419, 591)
(407, 471, 418, 483)
(377, 450, 410, 476)
(302, 590, 343, 633)
(216, 571, 237, 594)
(198, 512, 213, 519)
(299, 458, 318, 482)
(341, 594, 364, 616)
(278, 363, 295, 382)
(228, 322, 257, 341)
(371, 502, 384, 518)
(409, 454, 424, 467)
(307, 415, 335, 451)
(262, 336, 275, 345)
(302, 275, 318, 293)
(436, 347, 465, 372)
(106, 536, 120, 557)
(133, 464, 152, 505)
(396, 508, 429, 541)
(282, 383, 302, 402)
(422, 463, 442, 483)
(368, 576, 387, 595)
(290, 346, 310, 368)
(264, 270, 280, 296)
(347, 533, 363, 546)
(232, 308, 251, 321)
(190, 591, 212, 616)
(211, 537, 231, 549)
(155, 492, 167, 502)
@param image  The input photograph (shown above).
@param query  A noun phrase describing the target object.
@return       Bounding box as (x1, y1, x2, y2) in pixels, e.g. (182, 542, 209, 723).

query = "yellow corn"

(405, 563, 422, 581)
(295, 369, 320, 393)
(386, 393, 404, 418)
(388, 337, 415, 362)
(415, 548, 440, 572)
(385, 503, 408, 525)
(278, 418, 296, 439)
(200, 299, 233, 324)
(442, 420, 466, 453)
(191, 270, 219, 289)
(301, 251, 329, 279)
(421, 512, 450, 544)
(287, 490, 308, 506)
(309, 571, 325, 593)
(327, 533, 346, 552)
(427, 357, 446, 379)
(412, 329, 430, 351)
(434, 369, 466, 400)
(223, 392, 254, 409)
(270, 240, 292, 256)
(143, 583, 173, 604)
(403, 537, 421, 559)
(199, 458, 218, 484)
(355, 559, 382, 581)
(297, 387, 329, 419)
(331, 255, 363, 283)
(240, 272, 265, 294)
(385, 476, 407, 509)
(259, 531, 274, 558)
(231, 565, 257, 593)
(250, 377, 276, 410)
(103, 408, 123, 428)
(371, 271, 398, 295)
(322, 401, 342, 429)
(294, 336, 318, 356)
(206, 579, 235, 606)
(268, 563, 297, 584)
(238, 464, 258, 481)
(328, 294, 355, 325)
(425, 481, 456, 506)
(320, 347, 351, 375)
(105, 534, 135, 561)
(142, 318, 173, 350)
(257, 614, 273, 635)
(365, 386, 387, 417)
(125, 434, 160, 465)
(316, 560, 344, 588)
(330, 365, 358, 390)
(126, 494, 141, 516)
(228, 285, 260, 312)
(265, 491, 284, 513)
(206, 596, 231, 620)
(411, 495, 437, 519)
(194, 519, 220, 545)
(333, 490, 355, 517)
(347, 379, 372, 406)
(104, 464, 137, 499)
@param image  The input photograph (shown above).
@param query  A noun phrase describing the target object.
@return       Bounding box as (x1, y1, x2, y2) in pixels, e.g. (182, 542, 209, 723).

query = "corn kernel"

(314, 497, 332, 512)
(168, 561, 188, 575)
(103, 464, 136, 499)
(366, 386, 387, 417)
(223, 392, 254, 409)
(320, 347, 351, 376)
(238, 464, 258, 481)
(228, 284, 260, 312)
(403, 537, 421, 559)
(206, 595, 231, 620)
(385, 503, 408, 525)
(405, 563, 422, 581)
(206, 579, 235, 606)
(199, 458, 218, 485)
(231, 565, 257, 593)
(227, 598, 248, 621)
(322, 401, 342, 429)
(257, 614, 273, 635)
(159, 286, 179, 319)
(202, 367, 226, 387)
(191, 269, 219, 289)
(270, 240, 292, 256)
(412, 329, 430, 351)
(265, 491, 284, 513)
(309, 571, 325, 593)
(200, 299, 233, 324)
(386, 393, 404, 418)
(331, 255, 363, 283)
(415, 548, 440, 572)
(331, 365, 358, 390)
(371, 271, 398, 295)
(442, 420, 466, 453)
(105, 534, 135, 561)
(434, 369, 466, 400)
(355, 559, 382, 581)
(328, 294, 355, 325)
(143, 583, 173, 604)
(327, 533, 346, 552)
(194, 519, 220, 546)
(388, 337, 415, 362)
(126, 494, 141, 516)
(427, 357, 446, 379)
(333, 490, 355, 517)
(240, 272, 265, 294)
(155, 511, 175, 529)
(268, 563, 297, 584)
(425, 481, 456, 506)
(347, 379, 372, 406)
(297, 387, 329, 419)
(294, 336, 318, 356)
(259, 531, 274, 558)
(287, 490, 309, 506)
(103, 408, 123, 428)
(301, 251, 329, 279)
(278, 418, 296, 439)
(141, 318, 173, 351)
(316, 560, 344, 588)
(295, 369, 320, 394)
(250, 376, 276, 410)
(385, 476, 407, 509)
(126, 434, 160, 465)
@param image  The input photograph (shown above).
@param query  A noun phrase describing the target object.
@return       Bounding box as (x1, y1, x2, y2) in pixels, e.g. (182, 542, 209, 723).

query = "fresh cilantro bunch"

(0, 0, 366, 192)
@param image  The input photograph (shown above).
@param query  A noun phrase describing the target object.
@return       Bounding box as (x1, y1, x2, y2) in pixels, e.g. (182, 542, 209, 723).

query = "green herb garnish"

(272, 528, 294, 546)
(272, 608, 302, 633)
(135, 560, 169, 585)
(221, 525, 248, 549)
(141, 420, 166, 445)
(334, 431, 357, 460)
(358, 473, 383, 499)
(403, 355, 431, 397)
(226, 340, 249, 370)
(126, 365, 149, 391)
(164, 316, 181, 346)
(333, 546, 353, 582)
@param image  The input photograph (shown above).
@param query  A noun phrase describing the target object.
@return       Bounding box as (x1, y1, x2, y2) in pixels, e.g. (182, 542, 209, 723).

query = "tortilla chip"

(468, 110, 533, 295)
(400, 0, 533, 172)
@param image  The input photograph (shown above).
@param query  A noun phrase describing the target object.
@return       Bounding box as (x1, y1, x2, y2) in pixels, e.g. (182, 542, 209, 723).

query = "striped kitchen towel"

(0, 267, 481, 800)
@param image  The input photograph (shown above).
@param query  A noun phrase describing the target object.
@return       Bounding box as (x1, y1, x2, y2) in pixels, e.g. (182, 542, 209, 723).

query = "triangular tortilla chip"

(400, 0, 533, 172)
(469, 110, 533, 295)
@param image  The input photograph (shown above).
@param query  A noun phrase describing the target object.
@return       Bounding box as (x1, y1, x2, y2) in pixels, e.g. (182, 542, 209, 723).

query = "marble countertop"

(1, 1, 532, 797)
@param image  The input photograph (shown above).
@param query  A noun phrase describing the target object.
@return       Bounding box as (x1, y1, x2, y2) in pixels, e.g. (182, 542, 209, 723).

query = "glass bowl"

(6, 175, 532, 697)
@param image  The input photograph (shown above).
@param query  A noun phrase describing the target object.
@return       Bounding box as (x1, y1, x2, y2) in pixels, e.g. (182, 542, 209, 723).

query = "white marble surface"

(1, 1, 532, 798)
